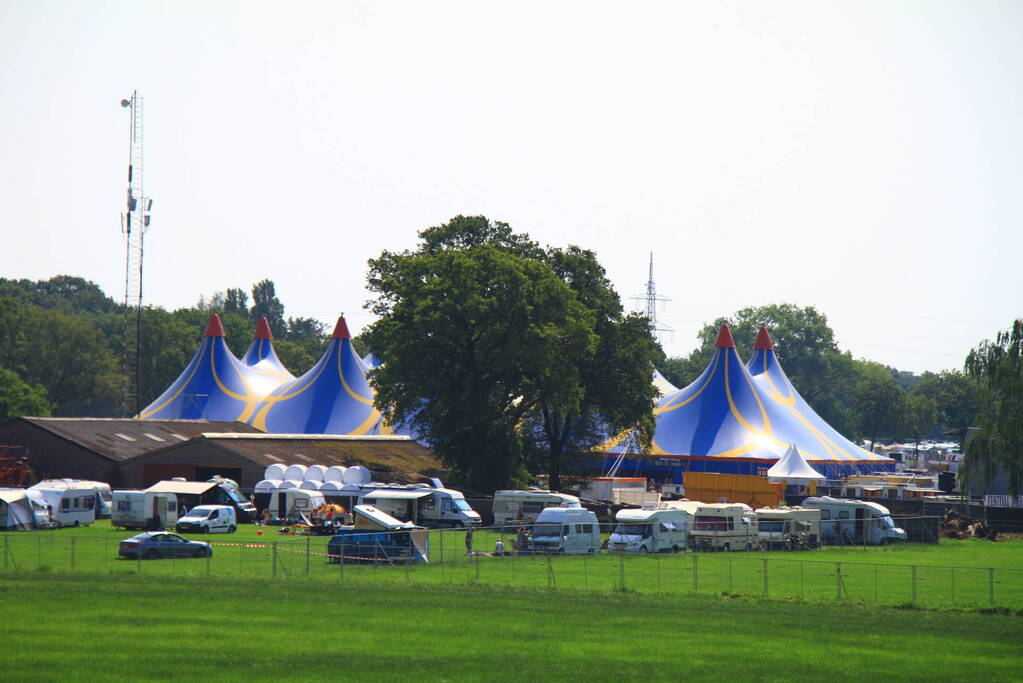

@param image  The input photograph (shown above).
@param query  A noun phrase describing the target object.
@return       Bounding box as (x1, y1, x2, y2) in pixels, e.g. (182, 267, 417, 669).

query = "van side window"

(442, 500, 453, 512)
(581, 524, 592, 534)
(820, 510, 831, 520)
(838, 511, 850, 519)
(209, 509, 219, 519)
(84, 497, 94, 510)
(62, 498, 70, 511)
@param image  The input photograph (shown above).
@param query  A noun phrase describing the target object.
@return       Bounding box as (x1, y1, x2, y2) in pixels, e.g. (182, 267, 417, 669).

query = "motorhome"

(755, 506, 821, 550)
(175, 505, 237, 534)
(802, 497, 907, 545)
(268, 489, 326, 523)
(609, 501, 691, 553)
(688, 503, 757, 551)
(491, 490, 581, 527)
(360, 485, 481, 528)
(527, 506, 601, 554)
(111, 490, 179, 530)
(327, 505, 429, 565)
(28, 480, 98, 527)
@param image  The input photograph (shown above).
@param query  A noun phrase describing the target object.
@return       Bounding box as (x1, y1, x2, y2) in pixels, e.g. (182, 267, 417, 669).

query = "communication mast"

(120, 91, 153, 417)
(632, 252, 673, 342)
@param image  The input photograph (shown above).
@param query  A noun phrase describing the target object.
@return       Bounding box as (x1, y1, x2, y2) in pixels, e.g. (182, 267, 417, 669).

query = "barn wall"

(0, 421, 121, 486)
(124, 442, 263, 489)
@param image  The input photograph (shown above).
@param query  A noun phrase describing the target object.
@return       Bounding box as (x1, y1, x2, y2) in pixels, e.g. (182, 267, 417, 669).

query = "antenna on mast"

(631, 252, 673, 343)
(119, 90, 153, 417)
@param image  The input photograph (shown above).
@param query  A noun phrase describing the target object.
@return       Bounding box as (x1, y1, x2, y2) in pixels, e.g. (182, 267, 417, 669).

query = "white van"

(609, 502, 690, 553)
(689, 503, 758, 551)
(802, 497, 907, 545)
(755, 506, 821, 550)
(527, 507, 601, 554)
(112, 490, 179, 530)
(29, 481, 98, 528)
(175, 505, 237, 534)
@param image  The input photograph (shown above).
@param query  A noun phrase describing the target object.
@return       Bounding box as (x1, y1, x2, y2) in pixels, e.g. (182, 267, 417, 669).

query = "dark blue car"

(118, 531, 213, 560)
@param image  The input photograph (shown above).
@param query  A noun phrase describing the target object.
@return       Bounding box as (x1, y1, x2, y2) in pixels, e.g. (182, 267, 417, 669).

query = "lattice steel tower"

(632, 252, 672, 342)
(120, 91, 152, 416)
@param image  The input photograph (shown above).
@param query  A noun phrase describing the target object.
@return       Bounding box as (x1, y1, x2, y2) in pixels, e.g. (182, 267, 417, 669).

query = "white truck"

(491, 490, 581, 527)
(609, 501, 690, 553)
(527, 506, 601, 554)
(802, 496, 907, 545)
(360, 485, 481, 528)
(28, 480, 98, 528)
(689, 502, 758, 551)
(175, 504, 237, 534)
(111, 490, 179, 530)
(755, 506, 821, 550)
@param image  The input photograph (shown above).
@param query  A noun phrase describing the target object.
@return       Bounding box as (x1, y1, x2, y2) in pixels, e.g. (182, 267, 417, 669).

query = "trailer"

(755, 506, 821, 550)
(491, 490, 581, 527)
(609, 501, 691, 553)
(268, 489, 326, 523)
(802, 496, 907, 545)
(688, 502, 758, 551)
(28, 480, 98, 528)
(111, 490, 179, 530)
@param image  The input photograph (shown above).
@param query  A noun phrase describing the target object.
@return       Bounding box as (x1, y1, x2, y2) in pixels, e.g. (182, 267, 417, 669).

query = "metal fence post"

(989, 568, 994, 606)
(692, 555, 698, 593)
(306, 536, 311, 577)
(618, 552, 625, 592)
(474, 548, 480, 585)
(835, 562, 841, 600)
(762, 558, 768, 597)
(657, 557, 661, 594)
(71, 536, 76, 572)
(911, 565, 917, 604)
(546, 553, 553, 590)
(3, 536, 7, 571)
(729, 556, 733, 593)
(272, 542, 278, 579)
(950, 567, 955, 605)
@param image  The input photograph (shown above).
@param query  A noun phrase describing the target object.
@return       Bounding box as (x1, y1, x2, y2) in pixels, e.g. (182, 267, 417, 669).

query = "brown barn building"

(122, 433, 445, 490)
(0, 418, 260, 487)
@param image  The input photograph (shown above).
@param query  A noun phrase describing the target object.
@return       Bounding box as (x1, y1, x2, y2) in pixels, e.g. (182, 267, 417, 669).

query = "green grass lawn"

(0, 574, 1019, 682)
(2, 524, 1022, 610)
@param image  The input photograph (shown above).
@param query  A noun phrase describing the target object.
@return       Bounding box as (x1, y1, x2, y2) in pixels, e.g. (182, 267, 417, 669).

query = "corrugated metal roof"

(15, 418, 260, 462)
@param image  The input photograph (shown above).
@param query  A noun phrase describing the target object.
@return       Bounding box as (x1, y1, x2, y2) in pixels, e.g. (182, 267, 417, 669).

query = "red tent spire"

(331, 315, 351, 340)
(253, 316, 274, 340)
(715, 323, 736, 349)
(203, 314, 225, 337)
(754, 326, 774, 350)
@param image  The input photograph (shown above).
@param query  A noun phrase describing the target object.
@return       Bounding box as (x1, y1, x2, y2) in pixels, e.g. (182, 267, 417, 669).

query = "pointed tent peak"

(253, 316, 274, 340)
(715, 324, 736, 349)
(204, 314, 225, 337)
(332, 315, 351, 340)
(754, 326, 774, 350)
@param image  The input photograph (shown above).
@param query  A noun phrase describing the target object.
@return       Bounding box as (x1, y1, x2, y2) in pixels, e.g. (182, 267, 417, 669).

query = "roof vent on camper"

(172, 477, 187, 482)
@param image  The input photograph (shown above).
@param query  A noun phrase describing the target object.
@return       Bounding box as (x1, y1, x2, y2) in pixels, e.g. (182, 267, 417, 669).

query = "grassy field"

(0, 574, 1020, 681)
(2, 524, 1022, 611)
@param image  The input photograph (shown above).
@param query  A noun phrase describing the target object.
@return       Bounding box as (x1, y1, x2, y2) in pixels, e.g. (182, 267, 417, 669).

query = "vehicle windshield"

(532, 523, 563, 537)
(189, 507, 214, 517)
(758, 521, 785, 532)
(879, 515, 895, 529)
(100, 491, 112, 502)
(453, 499, 472, 512)
(613, 523, 648, 536)
(225, 488, 248, 505)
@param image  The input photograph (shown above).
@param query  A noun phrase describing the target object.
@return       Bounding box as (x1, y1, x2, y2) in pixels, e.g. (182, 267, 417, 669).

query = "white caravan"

(755, 506, 821, 549)
(268, 489, 326, 522)
(0, 489, 54, 530)
(527, 507, 601, 554)
(111, 490, 179, 530)
(689, 503, 758, 551)
(802, 497, 907, 545)
(175, 505, 237, 534)
(360, 486, 481, 528)
(609, 501, 691, 554)
(28, 480, 98, 528)
(491, 490, 581, 527)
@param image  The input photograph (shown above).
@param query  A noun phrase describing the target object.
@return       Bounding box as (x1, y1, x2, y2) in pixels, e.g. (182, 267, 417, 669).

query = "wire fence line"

(1, 526, 1019, 610)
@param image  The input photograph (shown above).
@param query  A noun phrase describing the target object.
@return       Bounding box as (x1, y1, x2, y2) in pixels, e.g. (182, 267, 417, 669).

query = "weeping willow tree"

(963, 320, 1023, 497)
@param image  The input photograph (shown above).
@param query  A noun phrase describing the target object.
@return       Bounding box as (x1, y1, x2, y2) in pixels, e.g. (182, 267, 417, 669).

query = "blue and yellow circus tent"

(241, 316, 296, 396)
(600, 324, 893, 479)
(139, 314, 266, 422)
(249, 316, 383, 434)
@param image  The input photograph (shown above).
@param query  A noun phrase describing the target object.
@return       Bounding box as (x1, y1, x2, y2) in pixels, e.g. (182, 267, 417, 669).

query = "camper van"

(111, 490, 179, 530)
(29, 480, 98, 528)
(360, 486, 481, 528)
(688, 503, 758, 551)
(527, 507, 601, 554)
(175, 505, 237, 534)
(609, 501, 690, 553)
(268, 489, 326, 523)
(491, 490, 581, 527)
(755, 506, 821, 550)
(802, 497, 907, 545)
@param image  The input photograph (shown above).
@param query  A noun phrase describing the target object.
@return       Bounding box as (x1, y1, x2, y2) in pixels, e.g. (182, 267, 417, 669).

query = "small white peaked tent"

(767, 445, 826, 484)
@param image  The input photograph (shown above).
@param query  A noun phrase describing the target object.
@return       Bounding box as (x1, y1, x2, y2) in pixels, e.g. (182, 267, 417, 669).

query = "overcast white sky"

(1, 1, 1020, 374)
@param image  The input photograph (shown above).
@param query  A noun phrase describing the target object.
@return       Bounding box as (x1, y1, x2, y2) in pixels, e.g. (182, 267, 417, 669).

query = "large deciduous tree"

(0, 367, 53, 421)
(250, 279, 287, 338)
(963, 320, 1023, 496)
(365, 216, 655, 493)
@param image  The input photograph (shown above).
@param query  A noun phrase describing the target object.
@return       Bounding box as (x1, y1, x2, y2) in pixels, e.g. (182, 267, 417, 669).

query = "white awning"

(362, 490, 433, 501)
(146, 481, 216, 495)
